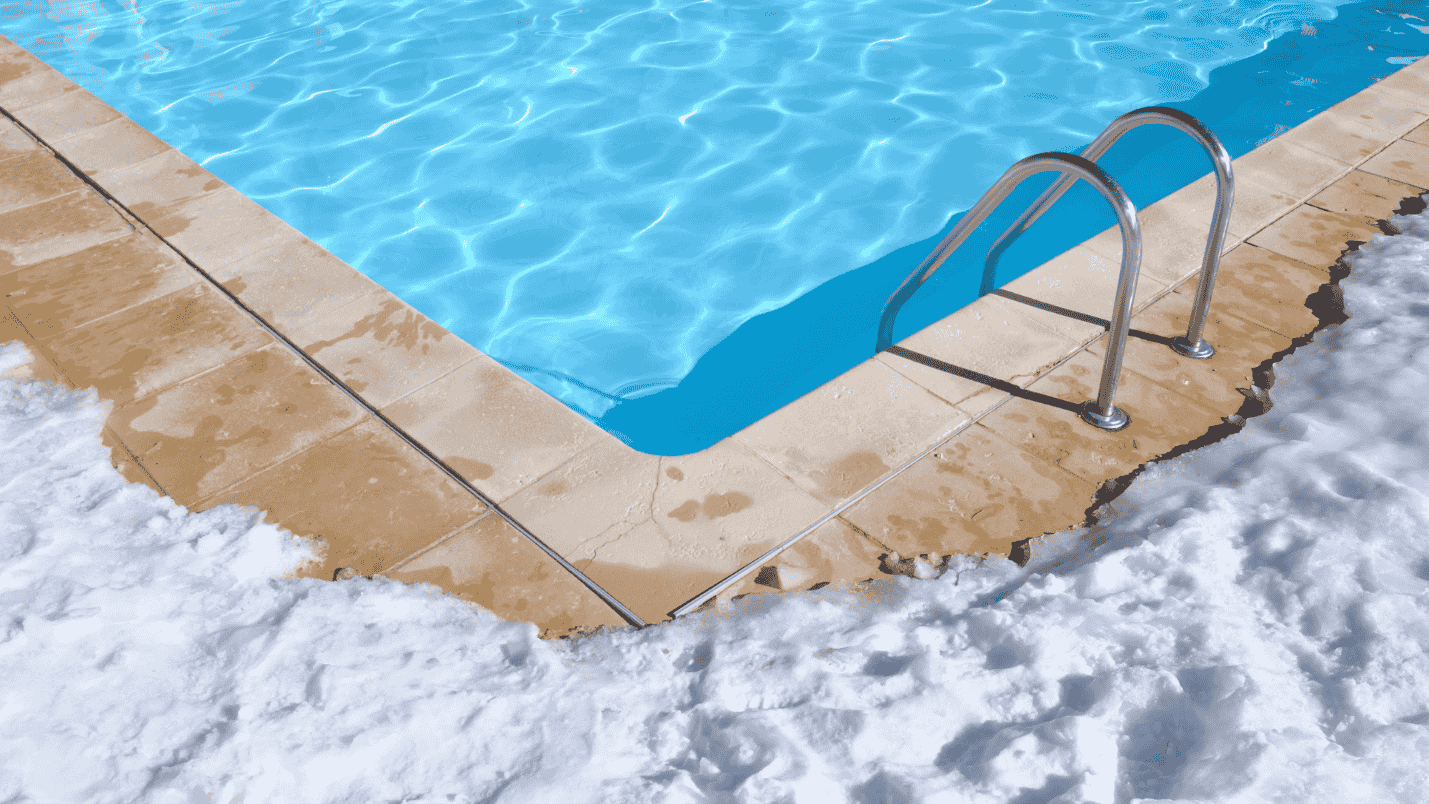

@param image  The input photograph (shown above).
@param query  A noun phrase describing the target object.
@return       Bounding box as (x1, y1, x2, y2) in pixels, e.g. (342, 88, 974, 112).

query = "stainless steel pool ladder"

(876, 106, 1235, 430)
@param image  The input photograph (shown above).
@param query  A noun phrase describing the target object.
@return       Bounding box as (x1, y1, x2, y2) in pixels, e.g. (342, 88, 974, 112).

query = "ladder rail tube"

(987, 106, 1234, 356)
(876, 152, 1142, 425)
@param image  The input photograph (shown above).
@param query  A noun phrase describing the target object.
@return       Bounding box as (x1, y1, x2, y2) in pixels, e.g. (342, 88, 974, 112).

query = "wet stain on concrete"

(306, 298, 449, 356)
(666, 491, 754, 522)
(446, 455, 495, 481)
(812, 450, 890, 500)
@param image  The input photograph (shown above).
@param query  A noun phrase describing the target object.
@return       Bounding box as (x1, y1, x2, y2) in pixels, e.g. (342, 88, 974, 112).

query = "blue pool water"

(3, 0, 1425, 453)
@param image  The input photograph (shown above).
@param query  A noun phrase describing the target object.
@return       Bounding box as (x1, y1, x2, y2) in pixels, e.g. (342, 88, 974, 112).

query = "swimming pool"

(3, 0, 1424, 454)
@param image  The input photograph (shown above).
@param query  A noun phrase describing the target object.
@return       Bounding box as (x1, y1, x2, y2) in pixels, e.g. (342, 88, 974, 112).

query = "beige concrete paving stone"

(565, 437, 832, 621)
(1082, 199, 1221, 286)
(1086, 285, 1292, 415)
(1, 231, 197, 342)
(951, 385, 1016, 424)
(50, 115, 173, 178)
(106, 342, 368, 504)
(1231, 137, 1351, 207)
(1277, 87, 1426, 166)
(1219, 176, 1302, 242)
(1404, 119, 1429, 147)
(200, 416, 490, 581)
(992, 244, 1171, 344)
(142, 186, 301, 273)
(99, 425, 164, 497)
(100, 147, 226, 216)
(712, 516, 892, 603)
(875, 293, 1084, 417)
(1144, 170, 1264, 246)
(42, 281, 273, 406)
(1150, 170, 1255, 238)
(0, 48, 79, 111)
(1360, 138, 1429, 190)
(572, 542, 733, 625)
(209, 230, 388, 339)
(842, 422, 1097, 563)
(384, 515, 630, 635)
(0, 148, 86, 215)
(1177, 243, 1326, 342)
(1368, 58, 1429, 112)
(291, 292, 483, 409)
(380, 353, 604, 503)
(0, 35, 34, 70)
(734, 357, 972, 507)
(1331, 84, 1429, 140)
(501, 433, 660, 559)
(506, 432, 828, 551)
(0, 116, 38, 163)
(978, 348, 1221, 485)
(10, 85, 123, 143)
(0, 189, 134, 269)
(1308, 169, 1425, 222)
(872, 350, 989, 418)
(1247, 204, 1385, 270)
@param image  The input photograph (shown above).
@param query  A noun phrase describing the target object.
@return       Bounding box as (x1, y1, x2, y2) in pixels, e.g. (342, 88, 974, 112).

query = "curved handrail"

(988, 106, 1234, 358)
(877, 152, 1141, 429)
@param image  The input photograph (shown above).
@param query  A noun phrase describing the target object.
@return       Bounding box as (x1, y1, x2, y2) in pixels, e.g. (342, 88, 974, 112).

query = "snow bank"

(3, 209, 1429, 802)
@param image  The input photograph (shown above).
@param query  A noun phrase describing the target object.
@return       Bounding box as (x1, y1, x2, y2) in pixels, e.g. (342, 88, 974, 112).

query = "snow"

(4, 207, 1429, 803)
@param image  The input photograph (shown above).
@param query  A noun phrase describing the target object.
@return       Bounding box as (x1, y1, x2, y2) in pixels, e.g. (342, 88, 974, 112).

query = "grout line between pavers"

(1355, 160, 1427, 190)
(3, 299, 174, 498)
(0, 303, 39, 346)
(0, 186, 101, 222)
(372, 510, 498, 576)
(12, 267, 202, 340)
(185, 399, 372, 508)
(106, 425, 169, 497)
(373, 347, 485, 411)
(0, 102, 649, 629)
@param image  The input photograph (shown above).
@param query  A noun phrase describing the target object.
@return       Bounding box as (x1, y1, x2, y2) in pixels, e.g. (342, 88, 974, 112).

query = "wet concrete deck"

(4, 34, 1428, 636)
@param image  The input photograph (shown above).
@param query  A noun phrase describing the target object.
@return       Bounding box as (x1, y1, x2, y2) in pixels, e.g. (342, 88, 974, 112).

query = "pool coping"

(4, 33, 1429, 634)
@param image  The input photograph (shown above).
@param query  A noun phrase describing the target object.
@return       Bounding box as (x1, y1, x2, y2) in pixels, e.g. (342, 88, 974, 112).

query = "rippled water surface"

(2, 0, 1410, 448)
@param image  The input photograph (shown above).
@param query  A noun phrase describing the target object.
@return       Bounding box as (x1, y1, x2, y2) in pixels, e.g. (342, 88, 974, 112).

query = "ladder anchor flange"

(1171, 337, 1216, 359)
(1079, 401, 1130, 431)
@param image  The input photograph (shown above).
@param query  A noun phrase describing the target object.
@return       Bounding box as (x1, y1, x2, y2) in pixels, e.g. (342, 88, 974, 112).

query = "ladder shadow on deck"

(884, 344, 1082, 415)
(987, 285, 1181, 353)
(889, 284, 1183, 418)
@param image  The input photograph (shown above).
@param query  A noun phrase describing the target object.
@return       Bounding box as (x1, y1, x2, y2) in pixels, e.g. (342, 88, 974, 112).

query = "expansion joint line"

(0, 106, 646, 629)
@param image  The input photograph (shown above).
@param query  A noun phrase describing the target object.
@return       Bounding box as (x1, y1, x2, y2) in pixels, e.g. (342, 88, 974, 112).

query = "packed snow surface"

(3, 209, 1429, 801)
